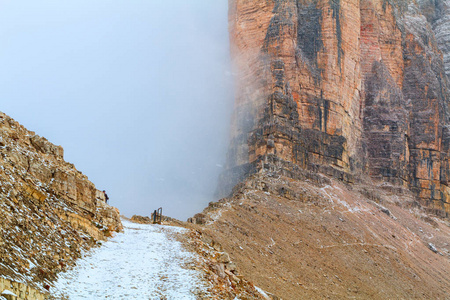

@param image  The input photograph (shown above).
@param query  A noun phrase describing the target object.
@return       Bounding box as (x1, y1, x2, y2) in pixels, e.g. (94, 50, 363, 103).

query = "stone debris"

(0, 112, 122, 295)
(184, 229, 270, 299)
(428, 243, 439, 253)
(199, 173, 450, 299)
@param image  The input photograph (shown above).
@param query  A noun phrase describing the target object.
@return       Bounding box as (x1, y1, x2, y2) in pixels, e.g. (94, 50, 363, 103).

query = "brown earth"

(195, 172, 450, 299)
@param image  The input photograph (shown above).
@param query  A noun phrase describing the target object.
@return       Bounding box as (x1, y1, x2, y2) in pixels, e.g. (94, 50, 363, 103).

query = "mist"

(0, 1, 233, 220)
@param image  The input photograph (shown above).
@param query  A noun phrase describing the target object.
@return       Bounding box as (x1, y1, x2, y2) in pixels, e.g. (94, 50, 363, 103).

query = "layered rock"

(421, 0, 450, 77)
(0, 112, 122, 294)
(223, 0, 450, 217)
(222, 0, 363, 193)
(362, 0, 450, 216)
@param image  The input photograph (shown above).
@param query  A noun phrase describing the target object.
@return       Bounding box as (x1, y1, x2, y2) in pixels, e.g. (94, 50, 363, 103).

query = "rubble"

(0, 112, 122, 297)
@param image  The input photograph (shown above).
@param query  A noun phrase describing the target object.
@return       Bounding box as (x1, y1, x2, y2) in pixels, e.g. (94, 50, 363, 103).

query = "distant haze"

(0, 1, 233, 220)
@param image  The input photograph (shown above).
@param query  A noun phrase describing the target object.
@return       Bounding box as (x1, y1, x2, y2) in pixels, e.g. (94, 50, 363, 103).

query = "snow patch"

(51, 220, 211, 299)
(255, 286, 271, 299)
(1, 290, 17, 296)
(320, 185, 369, 213)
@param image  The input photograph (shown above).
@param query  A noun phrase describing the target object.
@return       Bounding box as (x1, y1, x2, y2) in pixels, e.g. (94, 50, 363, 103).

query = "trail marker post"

(152, 207, 162, 224)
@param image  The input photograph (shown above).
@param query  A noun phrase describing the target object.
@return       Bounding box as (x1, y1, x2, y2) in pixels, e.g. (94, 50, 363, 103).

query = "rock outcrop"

(221, 0, 450, 217)
(0, 112, 122, 296)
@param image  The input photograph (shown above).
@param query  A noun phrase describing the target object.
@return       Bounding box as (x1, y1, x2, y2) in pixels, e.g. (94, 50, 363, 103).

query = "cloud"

(0, 0, 233, 220)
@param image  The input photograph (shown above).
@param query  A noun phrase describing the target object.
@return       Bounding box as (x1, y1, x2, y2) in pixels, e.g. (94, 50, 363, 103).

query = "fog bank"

(0, 0, 233, 220)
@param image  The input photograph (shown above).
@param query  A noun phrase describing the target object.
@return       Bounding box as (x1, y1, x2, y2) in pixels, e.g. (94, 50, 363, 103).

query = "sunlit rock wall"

(221, 0, 363, 194)
(222, 0, 450, 217)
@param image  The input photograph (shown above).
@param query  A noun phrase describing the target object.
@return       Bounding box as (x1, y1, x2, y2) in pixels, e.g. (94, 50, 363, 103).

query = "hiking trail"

(51, 220, 210, 299)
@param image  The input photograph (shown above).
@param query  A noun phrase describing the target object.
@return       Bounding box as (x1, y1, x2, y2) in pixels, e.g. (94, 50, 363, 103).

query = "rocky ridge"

(221, 0, 450, 217)
(0, 112, 122, 298)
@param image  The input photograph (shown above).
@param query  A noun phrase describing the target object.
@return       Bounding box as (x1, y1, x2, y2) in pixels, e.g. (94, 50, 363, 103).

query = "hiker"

(103, 190, 109, 204)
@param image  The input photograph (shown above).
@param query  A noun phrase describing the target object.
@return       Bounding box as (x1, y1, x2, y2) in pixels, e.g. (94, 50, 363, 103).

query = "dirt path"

(51, 220, 210, 299)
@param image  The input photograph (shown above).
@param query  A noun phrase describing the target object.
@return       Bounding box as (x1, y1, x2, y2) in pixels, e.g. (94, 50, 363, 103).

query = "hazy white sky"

(0, 0, 233, 220)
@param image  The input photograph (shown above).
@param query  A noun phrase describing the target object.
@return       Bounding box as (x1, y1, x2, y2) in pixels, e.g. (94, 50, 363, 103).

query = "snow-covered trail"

(51, 220, 210, 299)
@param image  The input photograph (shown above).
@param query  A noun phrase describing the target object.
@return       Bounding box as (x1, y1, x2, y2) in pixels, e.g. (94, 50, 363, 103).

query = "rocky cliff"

(0, 112, 122, 297)
(221, 0, 450, 217)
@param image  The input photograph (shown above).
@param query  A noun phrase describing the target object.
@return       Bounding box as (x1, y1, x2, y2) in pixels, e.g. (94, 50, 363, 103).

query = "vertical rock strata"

(0, 112, 122, 293)
(224, 0, 450, 217)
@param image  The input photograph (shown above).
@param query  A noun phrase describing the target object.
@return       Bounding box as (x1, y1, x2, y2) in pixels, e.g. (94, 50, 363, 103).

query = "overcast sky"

(0, 0, 233, 220)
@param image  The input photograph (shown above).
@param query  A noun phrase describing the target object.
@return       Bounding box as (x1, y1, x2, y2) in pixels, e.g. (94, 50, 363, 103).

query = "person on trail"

(103, 190, 109, 204)
(153, 210, 157, 223)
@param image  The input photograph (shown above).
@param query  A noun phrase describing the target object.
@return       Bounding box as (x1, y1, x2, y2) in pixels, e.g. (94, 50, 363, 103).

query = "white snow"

(320, 185, 369, 213)
(254, 286, 271, 300)
(1, 290, 17, 296)
(51, 220, 210, 299)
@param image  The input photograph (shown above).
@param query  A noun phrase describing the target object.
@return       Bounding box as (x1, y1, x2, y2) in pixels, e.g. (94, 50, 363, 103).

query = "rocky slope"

(0, 112, 122, 297)
(198, 172, 450, 299)
(221, 0, 450, 217)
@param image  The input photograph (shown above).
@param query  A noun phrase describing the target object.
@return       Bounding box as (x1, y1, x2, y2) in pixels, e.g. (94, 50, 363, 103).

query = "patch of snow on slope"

(320, 185, 369, 213)
(254, 286, 271, 299)
(51, 220, 210, 299)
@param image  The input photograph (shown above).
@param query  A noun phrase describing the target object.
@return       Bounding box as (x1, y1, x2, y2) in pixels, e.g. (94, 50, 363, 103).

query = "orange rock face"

(223, 0, 450, 217)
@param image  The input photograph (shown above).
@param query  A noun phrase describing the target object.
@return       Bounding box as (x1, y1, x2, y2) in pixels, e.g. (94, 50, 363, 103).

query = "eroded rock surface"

(0, 112, 122, 295)
(221, 0, 450, 217)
